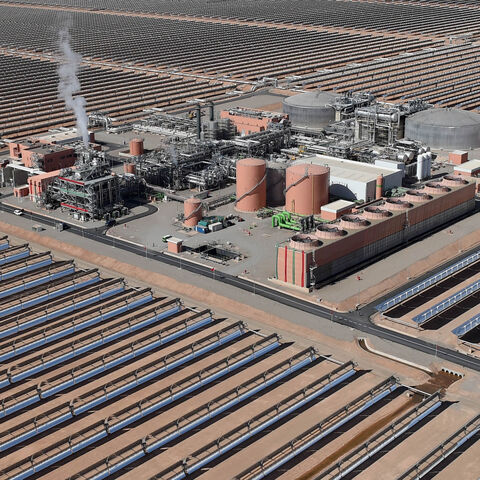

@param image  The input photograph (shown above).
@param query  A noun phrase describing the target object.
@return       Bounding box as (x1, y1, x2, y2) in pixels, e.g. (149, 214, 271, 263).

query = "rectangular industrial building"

(28, 170, 62, 201)
(454, 159, 480, 177)
(220, 107, 288, 136)
(320, 199, 356, 221)
(275, 177, 476, 288)
(8, 140, 75, 172)
(298, 154, 402, 202)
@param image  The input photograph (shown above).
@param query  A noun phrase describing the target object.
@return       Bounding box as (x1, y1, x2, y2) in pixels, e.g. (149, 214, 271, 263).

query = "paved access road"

(2, 201, 479, 373)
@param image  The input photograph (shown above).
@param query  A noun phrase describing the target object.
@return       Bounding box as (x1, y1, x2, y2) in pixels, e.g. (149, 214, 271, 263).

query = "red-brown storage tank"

(235, 158, 267, 212)
(285, 164, 329, 215)
(88, 131, 95, 143)
(129, 138, 144, 156)
(123, 163, 136, 174)
(184, 198, 203, 227)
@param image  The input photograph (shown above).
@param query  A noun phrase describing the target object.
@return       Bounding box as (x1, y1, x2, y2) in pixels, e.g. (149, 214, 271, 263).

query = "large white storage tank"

(283, 91, 336, 129)
(405, 108, 480, 149)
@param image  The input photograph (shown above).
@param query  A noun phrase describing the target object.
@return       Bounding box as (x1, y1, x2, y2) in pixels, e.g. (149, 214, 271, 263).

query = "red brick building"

(28, 170, 62, 201)
(9, 140, 76, 172)
(220, 107, 288, 136)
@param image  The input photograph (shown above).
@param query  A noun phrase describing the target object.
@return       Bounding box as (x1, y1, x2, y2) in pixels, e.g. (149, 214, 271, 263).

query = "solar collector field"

(0, 238, 477, 479)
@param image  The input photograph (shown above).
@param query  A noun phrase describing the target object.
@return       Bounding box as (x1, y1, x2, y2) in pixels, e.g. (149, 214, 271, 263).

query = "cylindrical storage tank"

(339, 215, 370, 230)
(405, 150, 415, 161)
(282, 91, 336, 129)
(315, 224, 347, 239)
(235, 158, 267, 212)
(362, 206, 392, 220)
(423, 182, 451, 194)
(266, 160, 287, 207)
(441, 175, 468, 187)
(376, 174, 384, 200)
(123, 163, 136, 174)
(129, 138, 144, 156)
(88, 131, 95, 143)
(405, 108, 480, 149)
(285, 164, 329, 215)
(416, 154, 426, 180)
(403, 190, 432, 203)
(424, 152, 432, 179)
(184, 198, 203, 227)
(289, 234, 320, 250)
(384, 198, 413, 211)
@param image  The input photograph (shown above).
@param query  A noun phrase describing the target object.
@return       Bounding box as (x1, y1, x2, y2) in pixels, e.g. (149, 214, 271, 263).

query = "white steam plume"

(57, 27, 89, 147)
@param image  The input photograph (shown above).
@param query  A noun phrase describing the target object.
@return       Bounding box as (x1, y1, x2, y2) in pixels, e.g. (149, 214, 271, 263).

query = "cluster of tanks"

(284, 90, 480, 150)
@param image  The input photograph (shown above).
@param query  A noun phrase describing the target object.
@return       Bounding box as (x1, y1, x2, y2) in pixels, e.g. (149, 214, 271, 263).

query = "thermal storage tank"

(416, 154, 426, 180)
(123, 163, 136, 175)
(235, 158, 267, 212)
(184, 197, 203, 227)
(282, 91, 336, 129)
(405, 108, 480, 149)
(129, 138, 144, 156)
(285, 164, 329, 215)
(266, 160, 287, 207)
